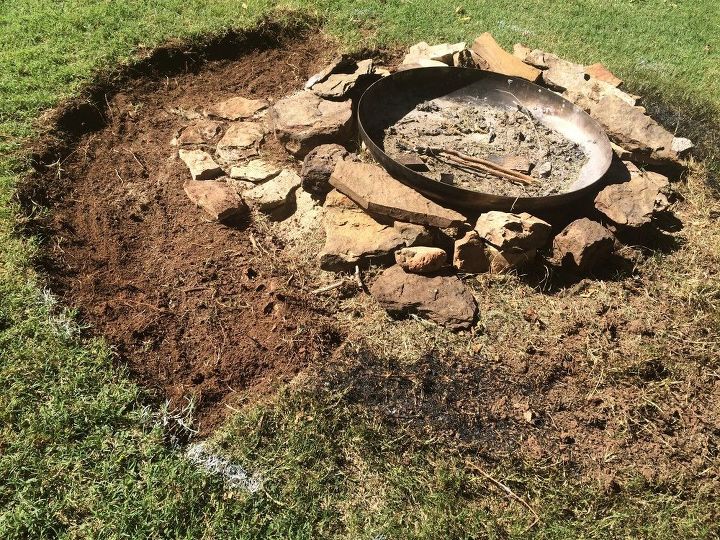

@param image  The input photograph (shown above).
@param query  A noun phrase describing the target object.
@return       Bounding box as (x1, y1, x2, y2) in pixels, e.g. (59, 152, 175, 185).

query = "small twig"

(129, 150, 148, 172)
(311, 280, 346, 294)
(465, 460, 540, 531)
(428, 147, 539, 186)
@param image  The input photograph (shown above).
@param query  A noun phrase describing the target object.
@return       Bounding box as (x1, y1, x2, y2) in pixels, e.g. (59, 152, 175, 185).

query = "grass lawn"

(1, 1, 719, 538)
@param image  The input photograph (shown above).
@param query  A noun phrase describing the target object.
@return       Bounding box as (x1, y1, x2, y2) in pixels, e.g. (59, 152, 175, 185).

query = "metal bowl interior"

(357, 67, 613, 213)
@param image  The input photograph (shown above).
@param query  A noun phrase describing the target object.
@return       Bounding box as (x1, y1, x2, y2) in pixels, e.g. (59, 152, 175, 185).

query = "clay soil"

(27, 30, 346, 434)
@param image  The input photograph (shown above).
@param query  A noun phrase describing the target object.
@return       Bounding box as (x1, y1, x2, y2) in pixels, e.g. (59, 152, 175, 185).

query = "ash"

(384, 99, 587, 197)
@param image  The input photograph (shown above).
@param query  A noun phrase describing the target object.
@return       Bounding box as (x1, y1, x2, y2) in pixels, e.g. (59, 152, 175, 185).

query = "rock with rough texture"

(584, 63, 622, 87)
(319, 190, 431, 271)
(178, 149, 224, 180)
(171, 119, 222, 146)
(594, 169, 670, 227)
(470, 33, 541, 81)
(553, 218, 615, 272)
(486, 245, 537, 273)
(309, 59, 376, 99)
(184, 180, 248, 222)
(453, 230, 490, 273)
(395, 246, 447, 274)
(269, 91, 353, 158)
(590, 96, 687, 165)
(329, 160, 466, 228)
(403, 41, 466, 66)
(397, 59, 448, 70)
(243, 169, 301, 212)
(475, 211, 552, 252)
(229, 159, 281, 183)
(300, 144, 349, 196)
(370, 265, 477, 331)
(305, 55, 356, 89)
(205, 97, 268, 120)
(216, 121, 265, 161)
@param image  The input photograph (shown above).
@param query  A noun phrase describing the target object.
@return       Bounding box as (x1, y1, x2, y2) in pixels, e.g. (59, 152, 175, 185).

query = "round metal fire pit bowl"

(357, 67, 613, 213)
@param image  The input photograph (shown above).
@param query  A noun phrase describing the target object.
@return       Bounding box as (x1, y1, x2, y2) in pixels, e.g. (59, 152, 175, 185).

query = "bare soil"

(384, 99, 586, 196)
(27, 30, 346, 434)
(23, 26, 720, 491)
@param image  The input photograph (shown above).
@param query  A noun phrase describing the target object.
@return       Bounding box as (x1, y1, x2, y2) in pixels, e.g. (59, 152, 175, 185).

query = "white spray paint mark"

(187, 442, 262, 493)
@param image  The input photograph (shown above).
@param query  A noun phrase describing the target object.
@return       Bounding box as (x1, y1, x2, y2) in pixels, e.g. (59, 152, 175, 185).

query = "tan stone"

(584, 63, 623, 88)
(205, 96, 268, 120)
(594, 169, 670, 227)
(269, 91, 353, 158)
(171, 119, 222, 146)
(216, 121, 265, 162)
(474, 211, 551, 252)
(590, 96, 684, 165)
(470, 33, 541, 81)
(329, 160, 466, 228)
(310, 59, 375, 99)
(178, 149, 223, 180)
(453, 230, 490, 273)
(395, 246, 447, 274)
(319, 190, 431, 271)
(370, 265, 477, 331)
(243, 169, 301, 213)
(403, 41, 466, 66)
(486, 245, 537, 273)
(229, 159, 281, 183)
(184, 180, 248, 222)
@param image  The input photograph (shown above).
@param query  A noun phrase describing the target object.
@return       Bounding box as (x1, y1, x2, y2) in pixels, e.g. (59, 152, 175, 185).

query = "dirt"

(384, 100, 587, 196)
(22, 25, 719, 490)
(27, 29, 347, 434)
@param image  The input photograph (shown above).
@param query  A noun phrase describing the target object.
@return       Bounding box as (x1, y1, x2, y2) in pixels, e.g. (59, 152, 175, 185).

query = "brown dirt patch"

(26, 26, 348, 434)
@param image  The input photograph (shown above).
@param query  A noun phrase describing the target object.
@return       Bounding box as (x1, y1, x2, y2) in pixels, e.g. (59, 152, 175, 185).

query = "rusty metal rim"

(357, 66, 613, 213)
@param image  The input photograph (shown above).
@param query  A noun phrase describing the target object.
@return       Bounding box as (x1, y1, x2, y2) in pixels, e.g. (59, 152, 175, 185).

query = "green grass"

(1, 1, 719, 538)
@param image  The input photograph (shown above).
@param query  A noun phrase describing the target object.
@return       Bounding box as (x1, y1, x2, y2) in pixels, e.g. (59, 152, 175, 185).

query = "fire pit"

(358, 67, 613, 212)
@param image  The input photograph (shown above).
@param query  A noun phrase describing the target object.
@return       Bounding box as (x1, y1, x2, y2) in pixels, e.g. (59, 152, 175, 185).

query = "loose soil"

(28, 31, 347, 434)
(384, 99, 587, 196)
(24, 26, 719, 490)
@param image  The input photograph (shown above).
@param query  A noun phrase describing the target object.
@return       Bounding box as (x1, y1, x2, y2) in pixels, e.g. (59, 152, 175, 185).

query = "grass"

(1, 1, 719, 538)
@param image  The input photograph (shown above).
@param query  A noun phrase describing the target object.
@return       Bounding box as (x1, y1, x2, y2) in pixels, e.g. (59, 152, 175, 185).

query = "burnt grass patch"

(18, 17, 720, 494)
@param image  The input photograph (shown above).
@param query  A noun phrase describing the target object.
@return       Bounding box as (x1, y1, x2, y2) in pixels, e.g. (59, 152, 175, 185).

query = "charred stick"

(432, 148, 539, 185)
(432, 152, 536, 187)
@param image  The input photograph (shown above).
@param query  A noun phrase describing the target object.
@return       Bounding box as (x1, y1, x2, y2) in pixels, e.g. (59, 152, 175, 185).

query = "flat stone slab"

(205, 96, 268, 120)
(553, 218, 615, 272)
(243, 169, 301, 213)
(370, 265, 477, 331)
(590, 96, 687, 165)
(309, 59, 375, 99)
(594, 168, 670, 227)
(216, 121, 265, 162)
(172, 119, 222, 146)
(269, 91, 353, 158)
(178, 149, 224, 180)
(403, 41, 466, 66)
(471, 33, 541, 82)
(319, 190, 431, 271)
(229, 159, 281, 183)
(394, 246, 447, 274)
(329, 160, 466, 228)
(184, 180, 248, 223)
